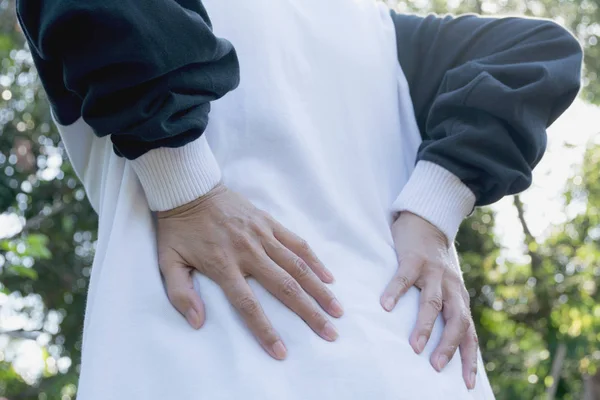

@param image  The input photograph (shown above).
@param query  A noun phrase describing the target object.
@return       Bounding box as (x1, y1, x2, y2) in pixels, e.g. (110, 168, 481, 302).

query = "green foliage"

(0, 0, 97, 398)
(454, 142, 600, 399)
(0, 0, 597, 399)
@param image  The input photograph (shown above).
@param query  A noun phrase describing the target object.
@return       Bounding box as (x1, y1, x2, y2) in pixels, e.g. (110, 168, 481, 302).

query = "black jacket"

(16, 0, 583, 206)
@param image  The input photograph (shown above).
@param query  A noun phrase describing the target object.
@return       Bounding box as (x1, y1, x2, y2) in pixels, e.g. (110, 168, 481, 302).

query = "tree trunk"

(547, 343, 567, 400)
(582, 370, 600, 400)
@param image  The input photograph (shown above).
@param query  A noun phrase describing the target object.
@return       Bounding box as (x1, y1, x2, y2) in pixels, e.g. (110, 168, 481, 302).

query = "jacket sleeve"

(17, 0, 240, 211)
(389, 12, 583, 242)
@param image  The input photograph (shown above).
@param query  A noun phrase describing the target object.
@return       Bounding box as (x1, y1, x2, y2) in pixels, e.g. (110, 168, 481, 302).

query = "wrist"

(391, 161, 476, 243)
(392, 210, 449, 246)
(130, 135, 221, 211)
(157, 182, 226, 219)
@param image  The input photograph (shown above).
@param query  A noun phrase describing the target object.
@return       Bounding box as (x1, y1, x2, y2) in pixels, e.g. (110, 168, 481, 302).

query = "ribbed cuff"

(391, 160, 476, 243)
(130, 136, 221, 211)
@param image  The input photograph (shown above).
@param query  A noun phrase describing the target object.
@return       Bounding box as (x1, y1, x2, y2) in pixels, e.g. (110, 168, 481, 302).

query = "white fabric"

(130, 135, 222, 211)
(56, 1, 495, 399)
(392, 160, 476, 242)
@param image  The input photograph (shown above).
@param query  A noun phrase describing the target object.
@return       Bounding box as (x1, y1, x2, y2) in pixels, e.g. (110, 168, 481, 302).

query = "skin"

(382, 212, 479, 390)
(158, 182, 477, 389)
(157, 183, 343, 360)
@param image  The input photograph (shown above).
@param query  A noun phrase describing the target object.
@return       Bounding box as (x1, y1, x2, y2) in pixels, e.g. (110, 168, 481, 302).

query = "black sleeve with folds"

(390, 12, 583, 206)
(17, 0, 240, 159)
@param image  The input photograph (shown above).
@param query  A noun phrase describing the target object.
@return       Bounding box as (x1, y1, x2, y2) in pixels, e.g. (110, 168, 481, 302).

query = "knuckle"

(458, 310, 473, 330)
(310, 309, 326, 326)
(223, 216, 244, 231)
(299, 239, 312, 254)
(231, 231, 253, 251)
(238, 296, 260, 316)
(280, 277, 301, 299)
(393, 274, 411, 292)
(418, 320, 436, 335)
(259, 210, 275, 223)
(204, 246, 232, 279)
(461, 288, 471, 305)
(319, 287, 334, 301)
(470, 331, 479, 345)
(445, 270, 463, 285)
(249, 218, 268, 235)
(209, 245, 230, 267)
(210, 264, 231, 281)
(298, 239, 311, 253)
(445, 344, 458, 355)
(426, 295, 444, 312)
(429, 261, 447, 273)
(257, 324, 277, 341)
(263, 239, 279, 253)
(292, 257, 311, 279)
(211, 253, 228, 268)
(414, 276, 427, 289)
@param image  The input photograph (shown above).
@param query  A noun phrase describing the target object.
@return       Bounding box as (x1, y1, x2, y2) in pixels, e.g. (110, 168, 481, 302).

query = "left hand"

(380, 211, 478, 390)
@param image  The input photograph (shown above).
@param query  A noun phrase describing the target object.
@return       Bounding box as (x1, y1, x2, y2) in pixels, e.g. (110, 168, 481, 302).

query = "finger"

(264, 239, 343, 318)
(160, 259, 206, 330)
(252, 257, 339, 342)
(380, 258, 422, 311)
(430, 297, 472, 372)
(409, 278, 443, 354)
(460, 325, 479, 390)
(271, 221, 334, 283)
(221, 275, 287, 360)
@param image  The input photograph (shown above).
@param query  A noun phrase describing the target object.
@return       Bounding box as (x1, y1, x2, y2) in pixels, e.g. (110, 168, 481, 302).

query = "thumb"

(159, 252, 206, 330)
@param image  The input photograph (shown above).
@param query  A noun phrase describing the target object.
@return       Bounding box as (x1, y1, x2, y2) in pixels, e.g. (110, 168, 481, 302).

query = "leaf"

(8, 265, 38, 280)
(0, 240, 16, 252)
(26, 234, 52, 259)
(0, 34, 13, 53)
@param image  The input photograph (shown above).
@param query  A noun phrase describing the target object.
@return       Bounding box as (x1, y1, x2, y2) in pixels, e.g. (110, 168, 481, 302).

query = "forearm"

(390, 12, 583, 241)
(392, 161, 475, 244)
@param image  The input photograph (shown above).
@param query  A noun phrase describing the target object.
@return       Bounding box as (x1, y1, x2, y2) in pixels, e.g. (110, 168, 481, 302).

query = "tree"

(0, 1, 97, 398)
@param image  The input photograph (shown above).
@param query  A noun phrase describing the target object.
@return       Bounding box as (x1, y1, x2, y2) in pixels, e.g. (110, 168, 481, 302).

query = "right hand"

(157, 183, 344, 360)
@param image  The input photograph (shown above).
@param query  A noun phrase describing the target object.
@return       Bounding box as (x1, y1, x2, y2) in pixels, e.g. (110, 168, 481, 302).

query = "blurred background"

(0, 0, 598, 399)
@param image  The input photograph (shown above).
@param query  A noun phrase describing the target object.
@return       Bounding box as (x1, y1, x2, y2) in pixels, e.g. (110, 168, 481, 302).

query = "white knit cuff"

(391, 160, 476, 243)
(130, 136, 221, 211)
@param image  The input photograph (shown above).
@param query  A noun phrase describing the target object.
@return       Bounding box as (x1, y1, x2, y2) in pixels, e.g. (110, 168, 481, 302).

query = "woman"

(17, 0, 581, 398)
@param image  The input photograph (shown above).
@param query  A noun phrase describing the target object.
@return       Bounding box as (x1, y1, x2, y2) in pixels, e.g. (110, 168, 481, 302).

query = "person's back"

(18, 0, 582, 398)
(62, 1, 494, 398)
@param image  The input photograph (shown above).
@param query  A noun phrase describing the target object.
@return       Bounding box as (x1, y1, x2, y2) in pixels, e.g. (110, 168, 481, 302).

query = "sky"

(493, 98, 600, 262)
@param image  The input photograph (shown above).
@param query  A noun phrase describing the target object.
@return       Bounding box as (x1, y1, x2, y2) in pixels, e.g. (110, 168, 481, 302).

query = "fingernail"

(437, 355, 449, 371)
(416, 335, 427, 353)
(323, 268, 335, 282)
(469, 372, 477, 389)
(185, 308, 201, 329)
(329, 299, 344, 317)
(322, 322, 339, 341)
(383, 297, 395, 312)
(272, 340, 287, 360)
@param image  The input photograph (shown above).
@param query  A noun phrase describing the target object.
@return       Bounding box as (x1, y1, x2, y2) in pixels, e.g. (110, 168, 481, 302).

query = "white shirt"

(56, 1, 493, 398)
